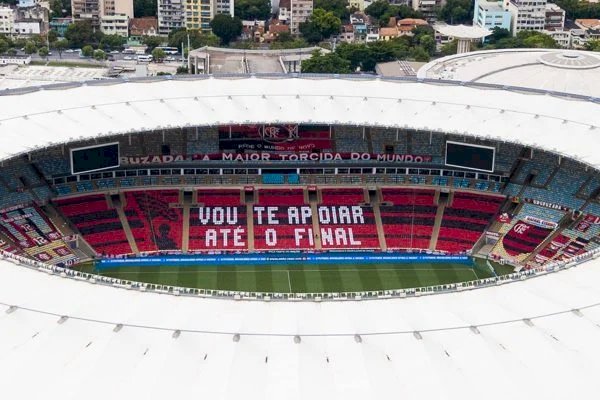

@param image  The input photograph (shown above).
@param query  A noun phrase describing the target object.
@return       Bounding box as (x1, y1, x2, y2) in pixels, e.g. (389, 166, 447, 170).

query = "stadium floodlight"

(57, 316, 68, 324)
(293, 335, 301, 344)
(413, 331, 423, 340)
(113, 324, 123, 333)
(523, 318, 534, 327)
(5, 305, 17, 314)
(233, 334, 240, 342)
(469, 326, 480, 335)
(354, 335, 362, 343)
(172, 330, 181, 339)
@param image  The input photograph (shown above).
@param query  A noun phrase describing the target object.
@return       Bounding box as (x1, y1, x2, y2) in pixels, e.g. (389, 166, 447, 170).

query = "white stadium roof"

(0, 75, 599, 169)
(1, 257, 600, 400)
(418, 49, 600, 97)
(1, 72, 600, 399)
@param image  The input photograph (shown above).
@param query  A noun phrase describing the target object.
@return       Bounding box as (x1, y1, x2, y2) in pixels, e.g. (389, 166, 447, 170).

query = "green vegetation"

(303, 25, 436, 73)
(553, 0, 600, 19)
(437, 0, 473, 25)
(73, 258, 513, 294)
(134, 0, 157, 17)
(152, 47, 166, 62)
(315, 0, 355, 21)
(482, 28, 558, 49)
(210, 14, 243, 45)
(365, 0, 423, 27)
(300, 8, 343, 44)
(234, 0, 271, 20)
(167, 28, 220, 49)
(301, 50, 352, 73)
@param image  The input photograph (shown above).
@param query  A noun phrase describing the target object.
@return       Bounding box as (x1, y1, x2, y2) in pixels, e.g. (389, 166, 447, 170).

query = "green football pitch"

(73, 258, 514, 293)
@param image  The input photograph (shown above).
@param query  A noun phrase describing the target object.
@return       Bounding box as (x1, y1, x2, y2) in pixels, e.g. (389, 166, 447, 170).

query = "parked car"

(123, 55, 133, 60)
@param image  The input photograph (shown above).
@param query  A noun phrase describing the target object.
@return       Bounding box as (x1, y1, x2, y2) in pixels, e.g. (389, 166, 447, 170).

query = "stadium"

(0, 54, 600, 399)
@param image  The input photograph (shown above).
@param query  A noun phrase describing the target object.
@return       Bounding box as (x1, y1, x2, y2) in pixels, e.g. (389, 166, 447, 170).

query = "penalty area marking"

(287, 270, 292, 293)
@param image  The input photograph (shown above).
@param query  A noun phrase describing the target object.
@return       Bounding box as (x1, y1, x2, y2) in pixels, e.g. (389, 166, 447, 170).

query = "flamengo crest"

(258, 125, 299, 143)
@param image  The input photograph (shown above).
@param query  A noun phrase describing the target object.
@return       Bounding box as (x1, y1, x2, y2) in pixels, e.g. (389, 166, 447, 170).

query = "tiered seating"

(34, 157, 70, 178)
(519, 203, 565, 224)
(436, 192, 504, 253)
(187, 127, 220, 154)
(254, 189, 313, 250)
(334, 126, 368, 153)
(494, 142, 523, 173)
(0, 203, 77, 265)
(320, 188, 365, 205)
(580, 174, 600, 198)
(0, 238, 22, 255)
(492, 203, 560, 262)
(123, 192, 157, 252)
(56, 195, 131, 256)
(534, 234, 570, 264)
(515, 152, 557, 185)
(127, 190, 182, 252)
(370, 128, 408, 154)
(380, 188, 436, 250)
(189, 189, 247, 251)
(318, 187, 379, 249)
(410, 132, 444, 163)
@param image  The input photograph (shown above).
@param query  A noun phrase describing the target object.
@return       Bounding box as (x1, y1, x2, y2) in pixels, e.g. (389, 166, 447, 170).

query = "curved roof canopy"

(0, 76, 599, 169)
(1, 257, 600, 399)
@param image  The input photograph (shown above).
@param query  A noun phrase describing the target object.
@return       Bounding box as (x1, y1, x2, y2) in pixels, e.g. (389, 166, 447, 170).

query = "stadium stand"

(334, 126, 369, 153)
(254, 188, 314, 250)
(0, 203, 77, 265)
(189, 189, 247, 251)
(318, 188, 379, 249)
(56, 195, 132, 256)
(515, 151, 558, 185)
(379, 188, 436, 250)
(436, 192, 504, 253)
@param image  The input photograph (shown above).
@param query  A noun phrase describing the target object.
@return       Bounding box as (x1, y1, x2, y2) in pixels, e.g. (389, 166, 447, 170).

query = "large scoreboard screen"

(445, 141, 495, 173)
(70, 142, 120, 174)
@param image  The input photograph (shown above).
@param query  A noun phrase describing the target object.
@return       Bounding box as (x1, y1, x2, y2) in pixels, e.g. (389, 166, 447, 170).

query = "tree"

(301, 50, 351, 73)
(142, 35, 164, 51)
(52, 38, 69, 58)
(93, 49, 106, 60)
(518, 30, 557, 48)
(65, 21, 101, 48)
(419, 34, 435, 55)
(487, 27, 511, 44)
(299, 8, 342, 43)
(234, 0, 271, 20)
(440, 39, 458, 56)
(437, 0, 472, 24)
(315, 0, 351, 21)
(47, 30, 58, 44)
(210, 14, 243, 45)
(50, 0, 71, 17)
(100, 34, 125, 50)
(81, 45, 94, 57)
(410, 46, 430, 62)
(586, 40, 600, 51)
(168, 28, 220, 49)
(134, 0, 157, 17)
(0, 38, 8, 54)
(24, 41, 37, 54)
(365, 0, 391, 20)
(38, 47, 49, 59)
(6, 48, 17, 56)
(152, 47, 166, 62)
